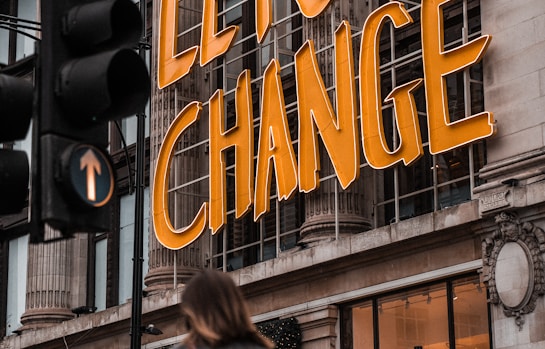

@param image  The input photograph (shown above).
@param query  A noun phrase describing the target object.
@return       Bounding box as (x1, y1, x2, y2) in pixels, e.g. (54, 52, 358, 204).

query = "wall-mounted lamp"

(501, 178, 519, 187)
(71, 306, 97, 317)
(141, 324, 163, 336)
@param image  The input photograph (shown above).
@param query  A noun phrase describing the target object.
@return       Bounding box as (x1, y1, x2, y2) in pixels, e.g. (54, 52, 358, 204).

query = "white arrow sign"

(80, 149, 102, 202)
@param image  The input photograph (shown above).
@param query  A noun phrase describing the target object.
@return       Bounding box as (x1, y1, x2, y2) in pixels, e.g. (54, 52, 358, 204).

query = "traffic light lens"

(0, 149, 29, 214)
(64, 0, 143, 52)
(0, 75, 33, 141)
(58, 48, 150, 123)
(108, 49, 150, 119)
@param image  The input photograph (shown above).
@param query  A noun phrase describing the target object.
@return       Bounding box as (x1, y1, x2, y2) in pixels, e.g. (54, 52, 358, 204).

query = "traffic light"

(35, 0, 150, 240)
(0, 74, 33, 214)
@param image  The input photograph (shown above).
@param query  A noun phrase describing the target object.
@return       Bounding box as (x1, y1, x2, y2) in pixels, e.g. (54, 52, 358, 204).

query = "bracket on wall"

(482, 211, 545, 330)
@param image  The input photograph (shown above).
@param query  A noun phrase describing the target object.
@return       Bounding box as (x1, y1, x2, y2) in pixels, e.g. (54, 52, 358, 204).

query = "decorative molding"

(482, 211, 545, 330)
(478, 189, 510, 215)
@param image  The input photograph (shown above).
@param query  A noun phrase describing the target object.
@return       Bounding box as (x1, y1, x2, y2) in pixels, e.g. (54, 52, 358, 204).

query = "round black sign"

(65, 144, 114, 207)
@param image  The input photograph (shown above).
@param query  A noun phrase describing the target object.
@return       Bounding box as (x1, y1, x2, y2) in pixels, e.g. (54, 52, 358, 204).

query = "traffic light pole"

(129, 111, 145, 349)
(129, 109, 146, 348)
(130, 1, 147, 347)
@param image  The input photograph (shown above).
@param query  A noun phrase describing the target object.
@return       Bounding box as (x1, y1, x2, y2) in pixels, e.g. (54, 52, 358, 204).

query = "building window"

(0, 0, 38, 66)
(118, 188, 150, 304)
(342, 274, 490, 349)
(91, 233, 108, 311)
(5, 235, 28, 336)
(369, 0, 486, 226)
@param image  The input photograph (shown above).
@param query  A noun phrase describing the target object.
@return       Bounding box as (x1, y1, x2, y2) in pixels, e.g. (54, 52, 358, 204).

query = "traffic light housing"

(36, 0, 150, 240)
(0, 74, 33, 214)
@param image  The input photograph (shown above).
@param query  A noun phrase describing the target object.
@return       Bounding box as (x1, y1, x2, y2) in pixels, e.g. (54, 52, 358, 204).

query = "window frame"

(340, 272, 493, 349)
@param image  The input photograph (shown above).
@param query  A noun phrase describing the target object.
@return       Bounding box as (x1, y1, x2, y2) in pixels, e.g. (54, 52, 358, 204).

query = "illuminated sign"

(154, 0, 495, 249)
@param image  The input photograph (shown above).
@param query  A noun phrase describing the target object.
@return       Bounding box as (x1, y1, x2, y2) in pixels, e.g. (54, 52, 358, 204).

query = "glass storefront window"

(350, 301, 373, 349)
(343, 274, 490, 349)
(452, 277, 490, 349)
(379, 287, 448, 349)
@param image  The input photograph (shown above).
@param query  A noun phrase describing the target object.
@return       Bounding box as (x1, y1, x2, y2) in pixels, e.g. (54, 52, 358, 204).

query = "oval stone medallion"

(495, 242, 531, 308)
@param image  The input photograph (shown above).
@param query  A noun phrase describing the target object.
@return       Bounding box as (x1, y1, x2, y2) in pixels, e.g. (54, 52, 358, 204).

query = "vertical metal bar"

(275, 202, 280, 257)
(334, 180, 339, 240)
(389, 23, 400, 223)
(173, 253, 177, 288)
(432, 156, 438, 211)
(461, 0, 476, 195)
(223, 226, 228, 271)
(373, 298, 380, 349)
(130, 1, 147, 347)
(447, 280, 456, 349)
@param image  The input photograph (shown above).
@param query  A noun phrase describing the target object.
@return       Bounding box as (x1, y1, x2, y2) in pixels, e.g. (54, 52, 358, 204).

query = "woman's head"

(180, 269, 273, 348)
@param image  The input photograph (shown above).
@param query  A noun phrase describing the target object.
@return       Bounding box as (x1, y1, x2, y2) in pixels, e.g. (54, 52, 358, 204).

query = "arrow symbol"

(80, 149, 102, 202)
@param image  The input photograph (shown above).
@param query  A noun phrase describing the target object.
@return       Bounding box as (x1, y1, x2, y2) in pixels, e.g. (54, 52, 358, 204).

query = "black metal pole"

(130, 1, 147, 347)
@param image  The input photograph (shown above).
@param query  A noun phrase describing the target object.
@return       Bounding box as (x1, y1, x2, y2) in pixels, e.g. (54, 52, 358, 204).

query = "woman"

(177, 269, 275, 349)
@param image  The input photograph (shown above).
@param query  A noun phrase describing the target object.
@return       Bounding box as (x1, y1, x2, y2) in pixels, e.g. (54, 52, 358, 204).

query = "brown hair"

(180, 269, 274, 349)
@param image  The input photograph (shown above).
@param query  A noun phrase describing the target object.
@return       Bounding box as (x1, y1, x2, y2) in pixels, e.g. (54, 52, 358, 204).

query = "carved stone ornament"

(482, 211, 545, 330)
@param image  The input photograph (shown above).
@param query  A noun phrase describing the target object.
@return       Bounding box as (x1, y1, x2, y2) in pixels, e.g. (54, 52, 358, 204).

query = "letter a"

(254, 60, 298, 221)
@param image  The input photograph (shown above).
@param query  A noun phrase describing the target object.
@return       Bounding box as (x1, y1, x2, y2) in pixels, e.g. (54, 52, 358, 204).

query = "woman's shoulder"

(220, 342, 270, 349)
(174, 341, 269, 349)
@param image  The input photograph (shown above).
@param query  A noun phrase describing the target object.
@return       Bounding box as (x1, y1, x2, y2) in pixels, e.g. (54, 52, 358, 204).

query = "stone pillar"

(145, 80, 206, 292)
(145, 0, 209, 291)
(19, 227, 75, 331)
(299, 3, 373, 246)
(294, 305, 338, 349)
(144, 235, 203, 293)
(299, 176, 371, 246)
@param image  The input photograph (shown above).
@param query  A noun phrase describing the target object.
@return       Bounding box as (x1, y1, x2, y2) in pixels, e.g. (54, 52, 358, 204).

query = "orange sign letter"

(153, 102, 209, 249)
(157, 0, 199, 89)
(422, 0, 494, 154)
(209, 71, 254, 234)
(295, 0, 333, 18)
(296, 21, 359, 191)
(200, 0, 239, 66)
(360, 2, 423, 169)
(254, 60, 298, 221)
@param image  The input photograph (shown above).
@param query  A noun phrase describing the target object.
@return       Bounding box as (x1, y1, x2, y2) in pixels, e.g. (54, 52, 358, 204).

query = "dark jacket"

(175, 342, 270, 349)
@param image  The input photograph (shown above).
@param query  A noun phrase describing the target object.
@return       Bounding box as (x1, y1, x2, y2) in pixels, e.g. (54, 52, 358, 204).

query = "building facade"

(2, 0, 545, 348)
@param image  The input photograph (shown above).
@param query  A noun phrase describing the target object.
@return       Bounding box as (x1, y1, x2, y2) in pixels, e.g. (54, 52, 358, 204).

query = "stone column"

(295, 305, 338, 349)
(299, 175, 371, 245)
(298, 3, 373, 246)
(144, 235, 203, 293)
(19, 227, 75, 331)
(145, 0, 209, 292)
(145, 81, 205, 292)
